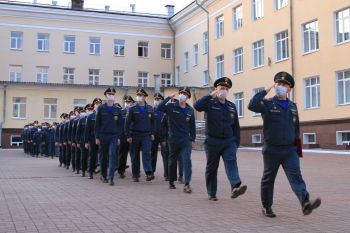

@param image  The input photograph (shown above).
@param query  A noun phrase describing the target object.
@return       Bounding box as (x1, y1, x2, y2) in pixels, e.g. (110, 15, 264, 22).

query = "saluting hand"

(266, 83, 276, 93)
(168, 93, 176, 99)
(151, 135, 155, 141)
(95, 138, 100, 145)
(210, 89, 219, 97)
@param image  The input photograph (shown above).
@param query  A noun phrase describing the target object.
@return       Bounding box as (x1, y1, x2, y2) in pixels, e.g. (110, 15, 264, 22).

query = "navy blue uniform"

(157, 97, 196, 185)
(71, 118, 80, 173)
(248, 90, 309, 209)
(95, 103, 122, 181)
(84, 112, 98, 178)
(58, 122, 67, 166)
(48, 127, 55, 158)
(63, 120, 71, 169)
(194, 95, 242, 197)
(125, 103, 154, 179)
(117, 108, 130, 176)
(76, 115, 88, 175)
(151, 108, 165, 174)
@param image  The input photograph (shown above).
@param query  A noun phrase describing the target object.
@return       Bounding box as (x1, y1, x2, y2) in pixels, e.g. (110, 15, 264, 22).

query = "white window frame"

(44, 98, 57, 119)
(10, 31, 23, 50)
(253, 40, 264, 68)
(336, 130, 350, 145)
(113, 70, 124, 87)
(63, 68, 74, 84)
(203, 32, 208, 54)
(138, 72, 149, 87)
(9, 65, 22, 82)
(215, 15, 224, 39)
(336, 69, 350, 105)
(253, 87, 264, 116)
(233, 5, 243, 30)
(12, 97, 26, 119)
(234, 92, 244, 118)
(89, 37, 101, 55)
(114, 39, 125, 56)
(37, 33, 49, 51)
(11, 135, 23, 147)
(88, 69, 100, 85)
(275, 0, 288, 10)
(252, 134, 262, 143)
(203, 70, 209, 86)
(233, 47, 243, 74)
(184, 52, 189, 73)
(302, 20, 319, 54)
(193, 44, 199, 66)
(252, 0, 264, 20)
(215, 55, 224, 79)
(138, 41, 149, 58)
(64, 35, 75, 53)
(36, 66, 49, 83)
(303, 133, 317, 145)
(73, 99, 87, 108)
(161, 73, 172, 87)
(276, 30, 289, 61)
(304, 76, 320, 109)
(335, 8, 350, 44)
(175, 66, 180, 86)
(161, 43, 172, 59)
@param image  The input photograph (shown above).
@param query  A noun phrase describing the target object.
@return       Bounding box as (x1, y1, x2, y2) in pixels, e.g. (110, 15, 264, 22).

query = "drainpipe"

(195, 0, 211, 93)
(1, 83, 7, 148)
(289, 0, 295, 101)
(167, 20, 176, 87)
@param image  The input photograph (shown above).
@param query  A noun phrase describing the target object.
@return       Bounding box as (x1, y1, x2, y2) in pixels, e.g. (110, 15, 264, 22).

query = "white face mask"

(218, 90, 228, 98)
(136, 96, 143, 103)
(154, 100, 161, 107)
(70, 115, 75, 119)
(80, 112, 87, 117)
(275, 85, 288, 98)
(107, 95, 115, 102)
(178, 94, 187, 102)
(94, 105, 99, 111)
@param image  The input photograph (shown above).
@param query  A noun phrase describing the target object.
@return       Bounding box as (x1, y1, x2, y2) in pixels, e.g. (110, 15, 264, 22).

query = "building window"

(276, 0, 288, 10)
(335, 8, 350, 44)
(161, 43, 172, 59)
(303, 133, 316, 144)
(138, 41, 149, 58)
(89, 37, 100, 55)
(234, 92, 244, 117)
(233, 47, 243, 74)
(88, 69, 99, 85)
(303, 20, 319, 53)
(203, 70, 209, 86)
(203, 31, 208, 54)
(336, 131, 350, 145)
(73, 99, 86, 108)
(161, 73, 172, 87)
(10, 135, 23, 147)
(138, 72, 148, 87)
(337, 69, 350, 105)
(44, 98, 57, 119)
(113, 70, 124, 86)
(114, 39, 125, 56)
(64, 35, 75, 53)
(36, 66, 49, 83)
(12, 97, 26, 119)
(253, 40, 264, 68)
(252, 0, 264, 20)
(215, 55, 224, 79)
(10, 31, 23, 50)
(193, 44, 199, 66)
(233, 5, 243, 30)
(9, 65, 22, 82)
(175, 66, 180, 86)
(215, 15, 224, 38)
(304, 76, 320, 109)
(63, 68, 74, 84)
(37, 33, 49, 51)
(253, 87, 264, 116)
(252, 134, 262, 143)
(276, 30, 289, 61)
(184, 52, 189, 73)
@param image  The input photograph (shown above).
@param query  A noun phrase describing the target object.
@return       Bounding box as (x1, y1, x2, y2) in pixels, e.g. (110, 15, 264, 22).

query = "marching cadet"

(68, 109, 78, 172)
(33, 125, 42, 157)
(160, 114, 169, 181)
(95, 88, 122, 186)
(117, 96, 135, 178)
(76, 104, 90, 177)
(48, 123, 56, 159)
(157, 87, 196, 193)
(58, 113, 68, 167)
(151, 93, 165, 177)
(194, 77, 247, 201)
(63, 111, 74, 170)
(125, 88, 155, 182)
(29, 121, 39, 156)
(22, 125, 28, 154)
(71, 107, 83, 174)
(248, 71, 321, 217)
(42, 123, 49, 157)
(84, 98, 102, 179)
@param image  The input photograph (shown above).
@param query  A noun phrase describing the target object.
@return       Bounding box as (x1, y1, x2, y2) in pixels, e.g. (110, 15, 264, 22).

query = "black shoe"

(183, 184, 192, 193)
(102, 178, 108, 183)
(169, 182, 176, 189)
(146, 174, 153, 181)
(81, 172, 85, 177)
(208, 196, 218, 201)
(119, 173, 126, 179)
(66, 166, 69, 170)
(178, 176, 184, 184)
(133, 177, 139, 182)
(75, 170, 79, 174)
(302, 198, 321, 215)
(231, 185, 247, 198)
(262, 207, 276, 218)
(109, 180, 114, 186)
(72, 168, 75, 173)
(126, 165, 130, 169)
(88, 173, 93, 179)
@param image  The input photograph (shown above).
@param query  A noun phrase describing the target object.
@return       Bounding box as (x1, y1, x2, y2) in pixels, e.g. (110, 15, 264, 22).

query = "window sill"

(302, 49, 319, 56)
(275, 58, 289, 63)
(37, 50, 49, 53)
(161, 57, 172, 60)
(336, 103, 350, 106)
(275, 5, 288, 11)
(12, 117, 27, 120)
(114, 54, 125, 57)
(335, 39, 350, 46)
(232, 27, 242, 32)
(233, 71, 243, 75)
(89, 53, 101, 56)
(64, 51, 75, 54)
(10, 48, 23, 51)
(304, 107, 320, 110)
(138, 56, 149, 59)
(238, 116, 244, 119)
(252, 65, 264, 70)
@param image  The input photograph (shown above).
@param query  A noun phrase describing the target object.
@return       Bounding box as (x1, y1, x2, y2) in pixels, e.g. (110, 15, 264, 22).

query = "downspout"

(0, 83, 7, 148)
(195, 0, 211, 93)
(167, 20, 176, 88)
(289, 0, 295, 101)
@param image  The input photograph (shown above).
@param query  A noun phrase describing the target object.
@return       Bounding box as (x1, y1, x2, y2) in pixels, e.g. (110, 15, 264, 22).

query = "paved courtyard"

(0, 149, 349, 233)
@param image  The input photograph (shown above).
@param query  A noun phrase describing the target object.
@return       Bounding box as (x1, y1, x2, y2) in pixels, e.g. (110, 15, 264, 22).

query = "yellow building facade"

(1, 0, 350, 149)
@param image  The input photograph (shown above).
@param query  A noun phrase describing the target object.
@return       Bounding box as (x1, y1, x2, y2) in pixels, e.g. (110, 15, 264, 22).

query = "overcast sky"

(8, 0, 195, 14)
